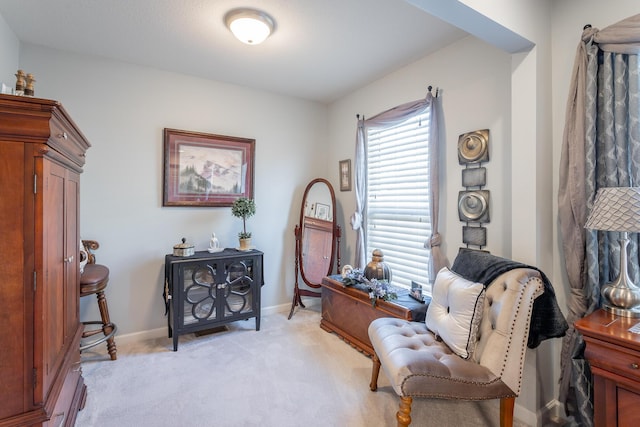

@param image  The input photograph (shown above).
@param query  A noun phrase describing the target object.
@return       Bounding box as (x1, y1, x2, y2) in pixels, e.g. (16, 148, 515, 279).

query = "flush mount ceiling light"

(224, 8, 275, 45)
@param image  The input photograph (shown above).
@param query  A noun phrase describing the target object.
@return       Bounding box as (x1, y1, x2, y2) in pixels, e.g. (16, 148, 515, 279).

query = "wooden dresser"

(0, 94, 90, 426)
(575, 309, 640, 427)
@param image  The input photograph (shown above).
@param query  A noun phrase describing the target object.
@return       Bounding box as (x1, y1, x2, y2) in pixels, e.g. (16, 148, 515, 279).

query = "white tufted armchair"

(368, 267, 544, 427)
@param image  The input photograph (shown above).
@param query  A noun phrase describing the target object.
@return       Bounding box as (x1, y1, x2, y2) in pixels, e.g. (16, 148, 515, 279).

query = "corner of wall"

(0, 11, 20, 85)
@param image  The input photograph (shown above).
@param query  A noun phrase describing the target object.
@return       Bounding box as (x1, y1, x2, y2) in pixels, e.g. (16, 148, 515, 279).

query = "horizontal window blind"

(366, 112, 431, 289)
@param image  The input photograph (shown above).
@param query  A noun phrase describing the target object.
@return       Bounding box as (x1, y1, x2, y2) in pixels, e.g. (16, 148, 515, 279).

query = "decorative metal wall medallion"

(462, 167, 487, 187)
(458, 129, 489, 165)
(463, 226, 487, 247)
(458, 190, 490, 223)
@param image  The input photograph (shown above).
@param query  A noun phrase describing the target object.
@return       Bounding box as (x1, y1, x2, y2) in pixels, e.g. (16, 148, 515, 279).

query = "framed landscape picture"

(163, 128, 255, 207)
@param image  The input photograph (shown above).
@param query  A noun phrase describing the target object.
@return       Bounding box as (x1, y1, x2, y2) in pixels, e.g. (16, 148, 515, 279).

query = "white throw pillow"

(425, 267, 485, 359)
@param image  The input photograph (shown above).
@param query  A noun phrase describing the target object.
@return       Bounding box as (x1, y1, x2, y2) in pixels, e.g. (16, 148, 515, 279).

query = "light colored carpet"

(75, 305, 529, 427)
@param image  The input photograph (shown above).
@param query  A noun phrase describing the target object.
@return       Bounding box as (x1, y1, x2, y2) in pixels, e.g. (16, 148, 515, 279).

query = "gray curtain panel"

(351, 92, 447, 280)
(558, 14, 640, 426)
(352, 120, 367, 269)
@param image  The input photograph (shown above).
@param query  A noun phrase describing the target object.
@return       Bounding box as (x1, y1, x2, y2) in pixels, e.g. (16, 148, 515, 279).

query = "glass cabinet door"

(224, 260, 254, 318)
(182, 264, 217, 325)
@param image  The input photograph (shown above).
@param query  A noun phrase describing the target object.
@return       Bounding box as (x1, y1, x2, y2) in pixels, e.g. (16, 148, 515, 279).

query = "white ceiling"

(0, 0, 468, 104)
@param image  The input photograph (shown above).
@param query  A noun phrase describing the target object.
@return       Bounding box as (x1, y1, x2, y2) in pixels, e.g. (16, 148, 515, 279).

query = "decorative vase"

(364, 249, 392, 282)
(239, 237, 252, 250)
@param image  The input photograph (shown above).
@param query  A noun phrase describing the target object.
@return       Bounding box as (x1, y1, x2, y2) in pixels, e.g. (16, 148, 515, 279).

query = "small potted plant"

(231, 197, 256, 250)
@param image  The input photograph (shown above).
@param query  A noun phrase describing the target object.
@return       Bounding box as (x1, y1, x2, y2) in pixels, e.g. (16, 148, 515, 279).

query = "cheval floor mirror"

(288, 178, 341, 319)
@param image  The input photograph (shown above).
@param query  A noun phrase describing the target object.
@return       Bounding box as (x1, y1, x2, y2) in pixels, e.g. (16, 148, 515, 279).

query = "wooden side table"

(320, 275, 427, 357)
(575, 309, 640, 426)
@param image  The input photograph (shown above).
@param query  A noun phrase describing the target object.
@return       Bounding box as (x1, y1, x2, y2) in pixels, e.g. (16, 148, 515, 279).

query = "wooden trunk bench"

(320, 275, 427, 357)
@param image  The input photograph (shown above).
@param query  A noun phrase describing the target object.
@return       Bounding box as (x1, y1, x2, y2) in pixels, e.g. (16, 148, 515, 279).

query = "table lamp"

(585, 186, 640, 317)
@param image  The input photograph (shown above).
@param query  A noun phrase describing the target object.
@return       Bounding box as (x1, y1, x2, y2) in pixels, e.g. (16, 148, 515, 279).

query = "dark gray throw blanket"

(451, 248, 568, 349)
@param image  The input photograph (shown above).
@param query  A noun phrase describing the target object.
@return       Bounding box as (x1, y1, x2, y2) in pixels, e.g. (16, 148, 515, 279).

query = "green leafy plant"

(342, 268, 397, 307)
(231, 197, 256, 239)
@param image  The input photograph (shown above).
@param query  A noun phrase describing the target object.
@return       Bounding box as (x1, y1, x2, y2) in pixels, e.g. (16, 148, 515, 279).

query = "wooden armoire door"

(35, 158, 81, 407)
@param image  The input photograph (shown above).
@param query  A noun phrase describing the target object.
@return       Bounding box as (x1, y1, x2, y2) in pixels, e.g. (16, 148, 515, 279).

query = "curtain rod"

(428, 85, 440, 98)
(357, 84, 438, 120)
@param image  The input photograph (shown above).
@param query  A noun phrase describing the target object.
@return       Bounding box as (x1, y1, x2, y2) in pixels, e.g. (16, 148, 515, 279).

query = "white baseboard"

(512, 398, 565, 427)
(114, 298, 322, 346)
(538, 399, 566, 426)
(515, 402, 537, 426)
(115, 326, 167, 346)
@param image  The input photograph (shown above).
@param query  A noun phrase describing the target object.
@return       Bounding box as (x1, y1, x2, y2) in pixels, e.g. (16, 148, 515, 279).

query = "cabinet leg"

(256, 316, 260, 331)
(173, 335, 178, 351)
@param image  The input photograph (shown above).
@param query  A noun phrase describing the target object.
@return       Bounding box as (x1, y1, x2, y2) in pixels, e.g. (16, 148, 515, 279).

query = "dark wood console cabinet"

(0, 94, 89, 426)
(575, 309, 640, 426)
(165, 249, 263, 351)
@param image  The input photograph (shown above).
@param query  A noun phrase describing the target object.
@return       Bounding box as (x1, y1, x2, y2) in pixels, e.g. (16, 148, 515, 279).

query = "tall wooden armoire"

(0, 94, 90, 426)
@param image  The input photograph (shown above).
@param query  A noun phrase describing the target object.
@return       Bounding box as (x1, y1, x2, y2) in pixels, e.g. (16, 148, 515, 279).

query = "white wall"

(19, 44, 329, 337)
(328, 35, 512, 267)
(0, 12, 19, 87)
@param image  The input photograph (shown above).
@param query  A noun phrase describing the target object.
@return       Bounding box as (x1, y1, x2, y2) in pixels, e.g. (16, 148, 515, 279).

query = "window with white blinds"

(366, 111, 431, 289)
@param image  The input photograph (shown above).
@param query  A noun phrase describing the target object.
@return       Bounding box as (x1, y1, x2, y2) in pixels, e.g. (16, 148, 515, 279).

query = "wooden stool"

(80, 263, 117, 360)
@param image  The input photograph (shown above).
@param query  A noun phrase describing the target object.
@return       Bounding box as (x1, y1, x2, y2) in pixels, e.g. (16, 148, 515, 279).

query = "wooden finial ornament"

(15, 70, 26, 93)
(25, 73, 36, 96)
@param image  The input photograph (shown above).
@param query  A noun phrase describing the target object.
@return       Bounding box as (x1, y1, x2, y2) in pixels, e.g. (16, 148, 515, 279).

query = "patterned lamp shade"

(585, 187, 640, 232)
(585, 186, 640, 317)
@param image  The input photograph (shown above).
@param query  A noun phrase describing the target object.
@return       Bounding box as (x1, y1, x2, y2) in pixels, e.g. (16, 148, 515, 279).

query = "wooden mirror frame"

(288, 178, 341, 319)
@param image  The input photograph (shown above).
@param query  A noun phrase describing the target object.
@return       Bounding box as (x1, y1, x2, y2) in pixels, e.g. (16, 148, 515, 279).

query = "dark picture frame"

(339, 159, 352, 192)
(163, 128, 255, 207)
